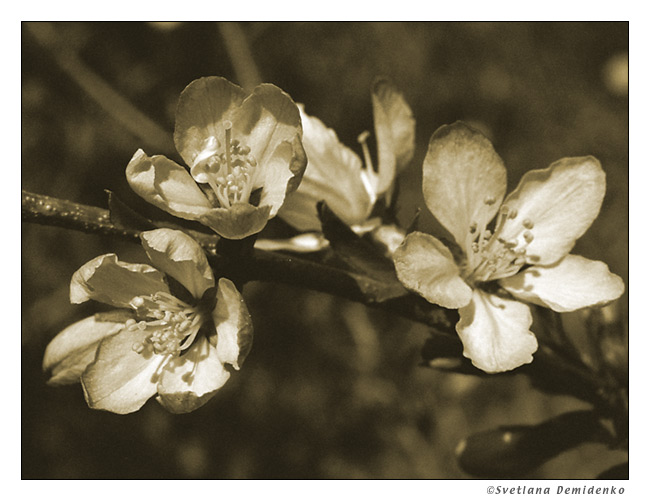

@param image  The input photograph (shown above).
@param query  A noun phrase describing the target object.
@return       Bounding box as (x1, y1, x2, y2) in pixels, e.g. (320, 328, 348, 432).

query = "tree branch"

(21, 190, 453, 330)
(22, 189, 618, 414)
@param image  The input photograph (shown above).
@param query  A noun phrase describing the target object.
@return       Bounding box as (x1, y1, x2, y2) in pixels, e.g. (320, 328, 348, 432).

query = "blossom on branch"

(264, 78, 415, 253)
(43, 228, 253, 414)
(126, 76, 307, 240)
(393, 122, 624, 373)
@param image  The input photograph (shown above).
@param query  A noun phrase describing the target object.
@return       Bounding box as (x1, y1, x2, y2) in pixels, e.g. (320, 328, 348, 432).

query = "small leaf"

(456, 410, 613, 478)
(317, 201, 407, 302)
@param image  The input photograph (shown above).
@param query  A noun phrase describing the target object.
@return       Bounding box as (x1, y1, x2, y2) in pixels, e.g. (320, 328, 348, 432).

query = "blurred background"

(22, 21, 628, 479)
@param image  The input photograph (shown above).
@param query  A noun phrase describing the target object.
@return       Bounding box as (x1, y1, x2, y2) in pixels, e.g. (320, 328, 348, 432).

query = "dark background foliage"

(22, 21, 628, 479)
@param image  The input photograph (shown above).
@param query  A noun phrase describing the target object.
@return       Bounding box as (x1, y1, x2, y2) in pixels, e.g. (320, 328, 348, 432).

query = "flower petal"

(457, 289, 537, 373)
(255, 233, 330, 253)
(500, 254, 625, 312)
(81, 327, 166, 414)
(422, 122, 507, 253)
(372, 78, 416, 197)
(198, 203, 272, 240)
(156, 336, 230, 414)
(70, 253, 169, 308)
(173, 76, 247, 167)
(279, 106, 373, 230)
(233, 84, 307, 213)
(43, 311, 132, 386)
(500, 156, 606, 265)
(257, 136, 308, 217)
(140, 229, 214, 299)
(234, 83, 302, 162)
(210, 278, 253, 370)
(393, 231, 473, 309)
(126, 149, 213, 219)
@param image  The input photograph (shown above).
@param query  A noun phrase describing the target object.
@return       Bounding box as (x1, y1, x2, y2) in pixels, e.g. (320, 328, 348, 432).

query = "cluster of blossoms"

(44, 77, 306, 413)
(44, 76, 624, 414)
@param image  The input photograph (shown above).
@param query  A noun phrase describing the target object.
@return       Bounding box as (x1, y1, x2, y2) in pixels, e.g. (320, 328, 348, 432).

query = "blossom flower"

(268, 79, 415, 253)
(126, 76, 307, 240)
(43, 228, 253, 414)
(393, 122, 624, 373)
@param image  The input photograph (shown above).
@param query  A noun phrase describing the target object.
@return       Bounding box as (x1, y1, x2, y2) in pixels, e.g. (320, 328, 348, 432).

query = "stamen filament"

(357, 131, 375, 172)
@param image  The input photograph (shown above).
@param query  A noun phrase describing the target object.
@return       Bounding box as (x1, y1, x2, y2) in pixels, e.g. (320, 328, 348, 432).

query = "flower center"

(463, 198, 537, 284)
(190, 121, 258, 208)
(128, 292, 204, 356)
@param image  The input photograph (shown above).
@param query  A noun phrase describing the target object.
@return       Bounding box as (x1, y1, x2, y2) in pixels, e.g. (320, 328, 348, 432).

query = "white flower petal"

(173, 76, 247, 167)
(81, 328, 166, 414)
(457, 290, 537, 373)
(393, 232, 473, 309)
(422, 122, 507, 253)
(372, 78, 416, 197)
(500, 156, 606, 265)
(257, 137, 307, 217)
(254, 233, 330, 253)
(279, 106, 373, 231)
(500, 254, 625, 312)
(198, 203, 272, 240)
(211, 278, 253, 370)
(126, 149, 213, 219)
(43, 312, 131, 385)
(156, 336, 230, 414)
(70, 254, 169, 308)
(140, 229, 214, 299)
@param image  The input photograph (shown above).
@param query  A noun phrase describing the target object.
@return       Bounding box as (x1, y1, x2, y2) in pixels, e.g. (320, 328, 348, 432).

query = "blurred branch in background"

(218, 22, 262, 92)
(24, 22, 175, 157)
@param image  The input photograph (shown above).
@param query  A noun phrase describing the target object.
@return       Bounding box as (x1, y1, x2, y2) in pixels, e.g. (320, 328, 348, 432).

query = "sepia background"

(22, 21, 628, 479)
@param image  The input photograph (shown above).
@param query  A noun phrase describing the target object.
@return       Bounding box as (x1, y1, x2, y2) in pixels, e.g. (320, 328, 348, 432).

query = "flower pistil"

(190, 121, 260, 209)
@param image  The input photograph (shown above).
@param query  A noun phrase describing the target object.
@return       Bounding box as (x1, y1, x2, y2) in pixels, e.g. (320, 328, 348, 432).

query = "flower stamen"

(357, 131, 375, 172)
(128, 292, 203, 356)
(190, 123, 258, 209)
(464, 207, 538, 283)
